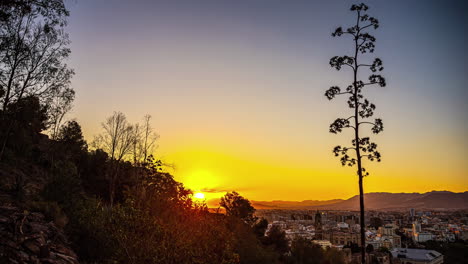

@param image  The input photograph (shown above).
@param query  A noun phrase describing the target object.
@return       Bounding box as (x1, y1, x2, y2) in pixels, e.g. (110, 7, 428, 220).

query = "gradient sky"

(65, 0, 467, 201)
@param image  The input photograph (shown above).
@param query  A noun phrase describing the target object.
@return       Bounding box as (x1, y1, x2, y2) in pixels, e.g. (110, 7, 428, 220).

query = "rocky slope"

(0, 205, 79, 264)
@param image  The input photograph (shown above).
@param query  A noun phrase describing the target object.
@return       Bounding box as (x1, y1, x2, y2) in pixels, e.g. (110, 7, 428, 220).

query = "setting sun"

(194, 192, 205, 199)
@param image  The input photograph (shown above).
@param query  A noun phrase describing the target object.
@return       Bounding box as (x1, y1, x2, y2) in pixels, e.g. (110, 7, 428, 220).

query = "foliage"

(41, 160, 82, 210)
(0, 0, 73, 111)
(285, 237, 345, 264)
(344, 242, 361, 254)
(0, 96, 48, 160)
(253, 217, 269, 238)
(91, 112, 161, 206)
(326, 2, 385, 176)
(423, 240, 468, 264)
(220, 191, 257, 225)
(0, 0, 74, 161)
(263, 225, 289, 255)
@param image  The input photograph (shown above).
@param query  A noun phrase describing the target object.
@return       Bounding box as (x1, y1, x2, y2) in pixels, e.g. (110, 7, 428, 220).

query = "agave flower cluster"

(325, 3, 386, 177)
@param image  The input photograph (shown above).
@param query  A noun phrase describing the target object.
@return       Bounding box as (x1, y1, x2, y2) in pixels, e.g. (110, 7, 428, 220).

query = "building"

(323, 231, 361, 246)
(413, 232, 434, 243)
(379, 224, 396, 236)
(391, 248, 443, 264)
(412, 220, 434, 243)
(312, 240, 332, 249)
(412, 220, 422, 234)
(410, 208, 415, 218)
(367, 234, 401, 249)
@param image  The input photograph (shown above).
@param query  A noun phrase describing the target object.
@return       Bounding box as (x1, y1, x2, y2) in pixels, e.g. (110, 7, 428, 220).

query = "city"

(256, 208, 467, 263)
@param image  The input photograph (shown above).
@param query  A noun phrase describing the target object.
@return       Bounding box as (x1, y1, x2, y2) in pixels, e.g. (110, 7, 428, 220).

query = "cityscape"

(255, 207, 466, 263)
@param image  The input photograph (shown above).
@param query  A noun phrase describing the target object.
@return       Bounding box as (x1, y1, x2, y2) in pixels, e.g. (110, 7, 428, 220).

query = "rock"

(39, 244, 50, 259)
(30, 222, 50, 234)
(0, 205, 79, 264)
(30, 255, 41, 263)
(0, 215, 9, 223)
(24, 240, 40, 254)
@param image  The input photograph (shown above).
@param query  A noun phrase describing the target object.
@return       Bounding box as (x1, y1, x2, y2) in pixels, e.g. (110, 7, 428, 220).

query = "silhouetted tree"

(253, 218, 269, 238)
(325, 3, 385, 263)
(0, 0, 74, 160)
(264, 225, 289, 255)
(56, 120, 87, 163)
(0, 95, 47, 157)
(93, 112, 134, 162)
(92, 112, 135, 206)
(344, 242, 361, 254)
(131, 114, 159, 165)
(140, 114, 159, 163)
(79, 149, 109, 198)
(220, 191, 257, 225)
(57, 120, 87, 150)
(49, 88, 75, 140)
(288, 237, 323, 264)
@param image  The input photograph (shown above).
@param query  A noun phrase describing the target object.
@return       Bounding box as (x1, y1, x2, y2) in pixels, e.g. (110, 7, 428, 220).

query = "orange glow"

(158, 139, 468, 202)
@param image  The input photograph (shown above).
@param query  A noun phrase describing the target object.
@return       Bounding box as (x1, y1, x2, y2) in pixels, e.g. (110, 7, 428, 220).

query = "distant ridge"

(251, 199, 343, 209)
(247, 191, 468, 210)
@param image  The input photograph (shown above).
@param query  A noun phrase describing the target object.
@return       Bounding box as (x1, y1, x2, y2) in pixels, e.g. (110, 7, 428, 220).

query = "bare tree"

(48, 86, 74, 140)
(325, 3, 385, 263)
(93, 112, 134, 161)
(129, 114, 160, 165)
(140, 115, 159, 163)
(93, 112, 135, 206)
(131, 122, 143, 165)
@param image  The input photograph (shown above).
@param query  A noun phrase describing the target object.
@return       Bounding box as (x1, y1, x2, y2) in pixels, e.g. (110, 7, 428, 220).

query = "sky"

(65, 0, 467, 201)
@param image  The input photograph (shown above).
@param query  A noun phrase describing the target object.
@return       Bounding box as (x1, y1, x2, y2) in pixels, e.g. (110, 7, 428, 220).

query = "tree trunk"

(353, 11, 366, 263)
(359, 174, 365, 263)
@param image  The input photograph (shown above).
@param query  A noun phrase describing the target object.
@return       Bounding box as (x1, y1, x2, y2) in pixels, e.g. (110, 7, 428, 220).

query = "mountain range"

(209, 191, 468, 210)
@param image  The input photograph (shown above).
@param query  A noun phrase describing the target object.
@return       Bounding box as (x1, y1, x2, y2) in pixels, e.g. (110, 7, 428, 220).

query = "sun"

(194, 192, 205, 199)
